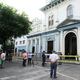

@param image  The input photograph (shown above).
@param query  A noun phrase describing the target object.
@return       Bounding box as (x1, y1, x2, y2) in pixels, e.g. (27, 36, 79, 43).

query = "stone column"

(77, 28, 80, 60)
(40, 35, 42, 53)
(35, 39, 37, 53)
(30, 40, 32, 53)
(60, 31, 64, 54)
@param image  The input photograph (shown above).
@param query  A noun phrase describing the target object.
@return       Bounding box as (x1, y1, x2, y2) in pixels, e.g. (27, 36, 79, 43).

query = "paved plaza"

(0, 60, 80, 80)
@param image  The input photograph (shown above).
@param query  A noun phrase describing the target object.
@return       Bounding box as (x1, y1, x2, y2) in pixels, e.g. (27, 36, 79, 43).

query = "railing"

(13, 53, 80, 64)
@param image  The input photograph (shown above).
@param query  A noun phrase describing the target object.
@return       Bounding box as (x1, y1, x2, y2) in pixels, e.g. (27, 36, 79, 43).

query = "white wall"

(43, 0, 80, 31)
(29, 18, 43, 34)
(72, 0, 80, 19)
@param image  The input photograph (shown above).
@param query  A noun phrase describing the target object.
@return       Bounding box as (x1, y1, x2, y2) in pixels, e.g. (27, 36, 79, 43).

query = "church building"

(27, 0, 80, 57)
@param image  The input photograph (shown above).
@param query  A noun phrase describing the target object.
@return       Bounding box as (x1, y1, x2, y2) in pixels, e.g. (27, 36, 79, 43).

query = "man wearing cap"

(49, 51, 59, 79)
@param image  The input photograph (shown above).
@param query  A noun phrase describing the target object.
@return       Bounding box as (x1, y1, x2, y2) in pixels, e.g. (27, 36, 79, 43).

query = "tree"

(0, 3, 31, 51)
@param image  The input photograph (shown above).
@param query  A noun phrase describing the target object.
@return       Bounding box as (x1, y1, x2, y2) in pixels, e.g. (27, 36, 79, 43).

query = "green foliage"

(0, 3, 31, 51)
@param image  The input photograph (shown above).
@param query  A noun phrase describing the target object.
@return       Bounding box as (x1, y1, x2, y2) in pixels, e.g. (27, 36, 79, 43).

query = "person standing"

(28, 52, 32, 65)
(22, 50, 28, 67)
(42, 51, 46, 67)
(31, 54, 34, 66)
(49, 51, 59, 79)
(0, 51, 2, 68)
(0, 52, 6, 68)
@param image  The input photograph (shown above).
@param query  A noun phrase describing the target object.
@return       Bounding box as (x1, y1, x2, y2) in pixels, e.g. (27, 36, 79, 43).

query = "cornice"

(41, 0, 65, 11)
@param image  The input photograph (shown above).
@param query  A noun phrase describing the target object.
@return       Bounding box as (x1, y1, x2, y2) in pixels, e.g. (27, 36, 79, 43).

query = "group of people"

(22, 50, 34, 67)
(0, 50, 6, 69)
(0, 49, 61, 79)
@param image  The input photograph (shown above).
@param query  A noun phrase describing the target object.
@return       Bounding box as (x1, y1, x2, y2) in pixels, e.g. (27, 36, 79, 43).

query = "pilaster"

(60, 31, 64, 54)
(77, 28, 80, 56)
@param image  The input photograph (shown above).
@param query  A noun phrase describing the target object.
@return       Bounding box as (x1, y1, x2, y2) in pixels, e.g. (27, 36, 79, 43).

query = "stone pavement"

(0, 60, 80, 80)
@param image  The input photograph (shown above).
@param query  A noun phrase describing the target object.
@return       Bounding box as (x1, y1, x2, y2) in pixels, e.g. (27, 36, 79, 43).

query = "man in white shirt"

(49, 51, 59, 79)
(28, 52, 32, 65)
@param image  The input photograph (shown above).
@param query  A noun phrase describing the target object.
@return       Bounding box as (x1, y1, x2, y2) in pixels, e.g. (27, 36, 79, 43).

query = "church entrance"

(65, 32, 77, 59)
(47, 41, 53, 53)
(32, 46, 35, 53)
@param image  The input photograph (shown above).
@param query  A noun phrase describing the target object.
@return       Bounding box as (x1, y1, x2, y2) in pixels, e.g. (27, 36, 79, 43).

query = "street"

(0, 60, 80, 80)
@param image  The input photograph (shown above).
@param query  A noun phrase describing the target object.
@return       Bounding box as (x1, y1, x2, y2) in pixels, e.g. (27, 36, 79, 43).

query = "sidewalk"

(0, 58, 80, 80)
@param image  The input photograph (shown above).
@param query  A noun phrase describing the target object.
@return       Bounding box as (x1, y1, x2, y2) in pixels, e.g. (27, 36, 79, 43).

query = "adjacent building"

(15, 35, 27, 54)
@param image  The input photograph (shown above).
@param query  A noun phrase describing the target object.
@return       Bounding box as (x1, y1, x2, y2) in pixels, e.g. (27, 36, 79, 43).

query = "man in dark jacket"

(42, 51, 46, 67)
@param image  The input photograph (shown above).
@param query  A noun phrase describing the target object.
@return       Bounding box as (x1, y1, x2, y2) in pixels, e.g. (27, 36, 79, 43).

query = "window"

(36, 39, 39, 45)
(67, 5, 73, 18)
(16, 42, 18, 45)
(23, 40, 25, 44)
(48, 15, 54, 27)
(20, 41, 22, 44)
(51, 15, 54, 25)
(48, 16, 51, 26)
(28, 40, 31, 45)
(32, 39, 35, 46)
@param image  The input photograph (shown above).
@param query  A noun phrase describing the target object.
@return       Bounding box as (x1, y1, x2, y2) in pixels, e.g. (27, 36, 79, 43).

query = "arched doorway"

(65, 32, 77, 59)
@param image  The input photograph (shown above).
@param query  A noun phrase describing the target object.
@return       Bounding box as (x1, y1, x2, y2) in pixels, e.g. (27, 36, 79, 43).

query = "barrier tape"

(58, 55, 80, 63)
(59, 55, 80, 58)
(58, 60, 80, 63)
(45, 55, 80, 63)
(14, 54, 80, 63)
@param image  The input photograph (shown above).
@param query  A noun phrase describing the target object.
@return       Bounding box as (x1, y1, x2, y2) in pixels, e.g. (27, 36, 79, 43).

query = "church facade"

(27, 0, 80, 57)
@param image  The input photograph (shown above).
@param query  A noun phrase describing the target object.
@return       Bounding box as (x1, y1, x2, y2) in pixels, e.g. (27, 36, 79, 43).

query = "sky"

(0, 0, 46, 21)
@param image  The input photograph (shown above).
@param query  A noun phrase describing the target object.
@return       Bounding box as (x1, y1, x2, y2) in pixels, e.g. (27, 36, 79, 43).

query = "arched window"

(48, 16, 51, 26)
(67, 5, 73, 18)
(51, 15, 54, 25)
(48, 15, 54, 26)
